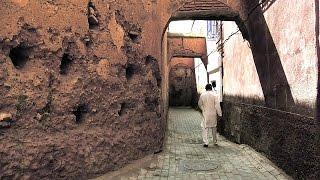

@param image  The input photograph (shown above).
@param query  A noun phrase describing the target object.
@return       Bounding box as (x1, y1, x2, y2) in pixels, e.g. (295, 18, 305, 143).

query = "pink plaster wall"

(223, 0, 318, 115)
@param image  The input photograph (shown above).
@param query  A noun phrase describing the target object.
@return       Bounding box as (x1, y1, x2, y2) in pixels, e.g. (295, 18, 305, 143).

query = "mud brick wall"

(0, 0, 318, 179)
(0, 0, 165, 179)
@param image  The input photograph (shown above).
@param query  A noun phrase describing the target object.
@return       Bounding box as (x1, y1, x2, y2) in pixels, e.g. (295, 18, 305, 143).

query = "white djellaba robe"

(198, 91, 222, 128)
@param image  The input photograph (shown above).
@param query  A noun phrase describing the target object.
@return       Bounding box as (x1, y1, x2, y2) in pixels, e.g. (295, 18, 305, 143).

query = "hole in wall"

(88, 15, 99, 29)
(9, 44, 30, 69)
(88, 0, 95, 8)
(145, 55, 155, 65)
(118, 103, 127, 116)
(126, 64, 135, 80)
(83, 35, 92, 47)
(128, 31, 140, 43)
(155, 73, 162, 87)
(88, 0, 99, 29)
(73, 104, 88, 124)
(145, 55, 162, 87)
(59, 53, 72, 75)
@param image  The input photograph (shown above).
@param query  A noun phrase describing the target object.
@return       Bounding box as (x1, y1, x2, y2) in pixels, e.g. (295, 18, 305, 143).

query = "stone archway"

(163, 0, 249, 39)
(170, 57, 195, 69)
(161, 0, 294, 111)
(160, 0, 246, 118)
(172, 0, 239, 20)
(167, 34, 208, 68)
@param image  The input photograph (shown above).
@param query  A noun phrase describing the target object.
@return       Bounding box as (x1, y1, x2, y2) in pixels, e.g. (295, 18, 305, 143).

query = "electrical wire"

(190, 20, 196, 32)
(193, 1, 267, 68)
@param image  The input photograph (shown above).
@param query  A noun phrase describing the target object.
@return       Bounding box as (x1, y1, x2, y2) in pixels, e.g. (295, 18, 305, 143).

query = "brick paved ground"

(96, 108, 291, 180)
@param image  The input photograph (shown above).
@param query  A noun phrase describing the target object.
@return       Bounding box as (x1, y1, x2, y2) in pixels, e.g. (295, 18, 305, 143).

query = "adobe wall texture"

(1, 0, 318, 179)
(222, 0, 320, 179)
(170, 57, 194, 69)
(0, 0, 167, 179)
(0, 0, 246, 178)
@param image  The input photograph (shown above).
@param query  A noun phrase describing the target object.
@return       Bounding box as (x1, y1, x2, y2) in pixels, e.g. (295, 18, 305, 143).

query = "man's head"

(205, 84, 212, 91)
(212, 81, 216, 88)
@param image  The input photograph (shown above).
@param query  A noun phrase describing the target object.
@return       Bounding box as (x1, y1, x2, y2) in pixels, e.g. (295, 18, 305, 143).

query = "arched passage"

(160, 1, 318, 179)
(167, 0, 249, 39)
(161, 0, 295, 112)
(160, 0, 244, 118)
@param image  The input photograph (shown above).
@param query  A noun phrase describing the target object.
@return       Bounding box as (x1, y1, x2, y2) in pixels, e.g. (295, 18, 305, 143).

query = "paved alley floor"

(97, 108, 291, 180)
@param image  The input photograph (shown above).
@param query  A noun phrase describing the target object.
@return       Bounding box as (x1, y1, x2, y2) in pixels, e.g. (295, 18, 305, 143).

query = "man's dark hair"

(205, 84, 212, 91)
(212, 81, 216, 88)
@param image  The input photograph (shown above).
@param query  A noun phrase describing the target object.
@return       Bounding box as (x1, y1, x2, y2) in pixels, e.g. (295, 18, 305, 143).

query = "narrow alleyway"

(97, 108, 291, 180)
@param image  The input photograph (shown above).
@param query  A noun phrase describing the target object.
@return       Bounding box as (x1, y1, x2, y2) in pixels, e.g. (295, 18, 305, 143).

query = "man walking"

(198, 84, 222, 147)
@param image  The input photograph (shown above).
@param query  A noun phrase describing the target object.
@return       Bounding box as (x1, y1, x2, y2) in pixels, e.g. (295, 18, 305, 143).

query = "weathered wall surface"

(168, 36, 208, 66)
(0, 0, 166, 179)
(2, 0, 317, 179)
(169, 60, 197, 107)
(161, 29, 170, 127)
(0, 0, 244, 178)
(170, 57, 194, 68)
(222, 0, 320, 179)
